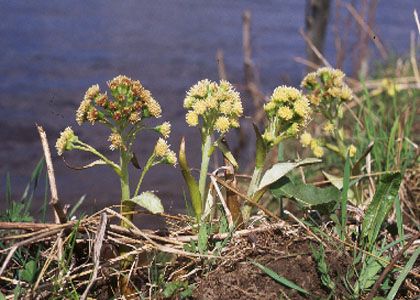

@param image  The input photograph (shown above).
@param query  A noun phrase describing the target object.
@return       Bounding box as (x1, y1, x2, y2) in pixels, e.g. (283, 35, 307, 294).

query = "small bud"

(348, 144, 357, 158)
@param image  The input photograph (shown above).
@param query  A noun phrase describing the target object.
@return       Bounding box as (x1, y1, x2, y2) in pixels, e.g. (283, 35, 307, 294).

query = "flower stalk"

(199, 133, 212, 205)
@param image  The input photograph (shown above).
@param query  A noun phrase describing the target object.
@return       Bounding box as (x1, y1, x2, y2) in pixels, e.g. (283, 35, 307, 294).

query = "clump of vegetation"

(300, 67, 356, 159)
(0, 60, 418, 299)
(180, 79, 243, 220)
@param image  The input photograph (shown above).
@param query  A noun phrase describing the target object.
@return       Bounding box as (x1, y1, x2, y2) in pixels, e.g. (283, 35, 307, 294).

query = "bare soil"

(195, 227, 351, 300)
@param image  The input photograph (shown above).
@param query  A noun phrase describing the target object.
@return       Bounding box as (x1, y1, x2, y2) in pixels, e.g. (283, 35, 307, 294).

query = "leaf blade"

(125, 191, 164, 214)
(258, 158, 321, 191)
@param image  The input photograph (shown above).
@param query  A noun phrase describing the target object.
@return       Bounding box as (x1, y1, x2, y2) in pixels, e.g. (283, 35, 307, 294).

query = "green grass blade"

(68, 195, 86, 219)
(394, 195, 404, 248)
(22, 159, 45, 215)
(250, 260, 309, 295)
(386, 246, 420, 299)
(341, 155, 350, 241)
(385, 118, 399, 171)
(40, 171, 49, 222)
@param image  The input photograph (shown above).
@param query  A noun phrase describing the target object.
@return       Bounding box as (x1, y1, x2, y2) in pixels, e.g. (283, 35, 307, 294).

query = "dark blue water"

(0, 1, 418, 214)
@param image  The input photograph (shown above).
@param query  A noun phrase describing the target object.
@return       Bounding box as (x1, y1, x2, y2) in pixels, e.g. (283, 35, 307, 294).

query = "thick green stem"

(119, 151, 132, 228)
(119, 151, 135, 274)
(199, 134, 212, 206)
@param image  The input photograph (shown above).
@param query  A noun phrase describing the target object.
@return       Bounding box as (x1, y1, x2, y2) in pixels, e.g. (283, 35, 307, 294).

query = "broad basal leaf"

(257, 158, 321, 191)
(125, 191, 164, 214)
(270, 177, 340, 212)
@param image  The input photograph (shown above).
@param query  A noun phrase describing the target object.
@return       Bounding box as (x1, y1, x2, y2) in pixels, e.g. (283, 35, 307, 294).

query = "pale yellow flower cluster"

(154, 138, 177, 166)
(155, 122, 171, 139)
(55, 127, 78, 156)
(183, 79, 243, 134)
(301, 67, 353, 107)
(76, 75, 162, 126)
(323, 122, 335, 135)
(310, 139, 325, 158)
(299, 132, 325, 158)
(262, 86, 311, 146)
(299, 68, 358, 160)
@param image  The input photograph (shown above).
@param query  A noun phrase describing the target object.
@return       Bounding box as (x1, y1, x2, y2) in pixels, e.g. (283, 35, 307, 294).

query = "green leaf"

(322, 171, 343, 189)
(163, 281, 185, 298)
(385, 118, 399, 171)
(311, 244, 335, 291)
(21, 158, 44, 202)
(270, 177, 340, 211)
(125, 191, 164, 214)
(387, 246, 420, 300)
(322, 171, 355, 203)
(355, 257, 383, 293)
(253, 123, 267, 169)
(0, 291, 5, 300)
(19, 260, 38, 283)
(250, 260, 309, 295)
(361, 172, 402, 249)
(258, 158, 321, 191)
(179, 137, 202, 220)
(215, 140, 238, 169)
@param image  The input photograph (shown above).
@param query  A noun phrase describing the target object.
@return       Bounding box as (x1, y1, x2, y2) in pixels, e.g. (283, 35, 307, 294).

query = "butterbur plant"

(56, 75, 176, 252)
(242, 85, 313, 220)
(300, 67, 357, 159)
(180, 79, 243, 220)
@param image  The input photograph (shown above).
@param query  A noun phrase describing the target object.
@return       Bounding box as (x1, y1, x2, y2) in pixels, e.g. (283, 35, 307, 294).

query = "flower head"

(214, 116, 230, 133)
(76, 98, 92, 125)
(155, 122, 171, 139)
(312, 145, 325, 158)
(84, 84, 100, 101)
(56, 127, 78, 156)
(108, 132, 125, 151)
(153, 138, 177, 166)
(154, 138, 169, 158)
(323, 122, 335, 135)
(77, 75, 162, 126)
(262, 85, 311, 147)
(301, 67, 353, 109)
(165, 150, 177, 166)
(183, 79, 243, 135)
(186, 111, 199, 126)
(348, 144, 357, 158)
(300, 132, 312, 147)
(310, 139, 324, 158)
